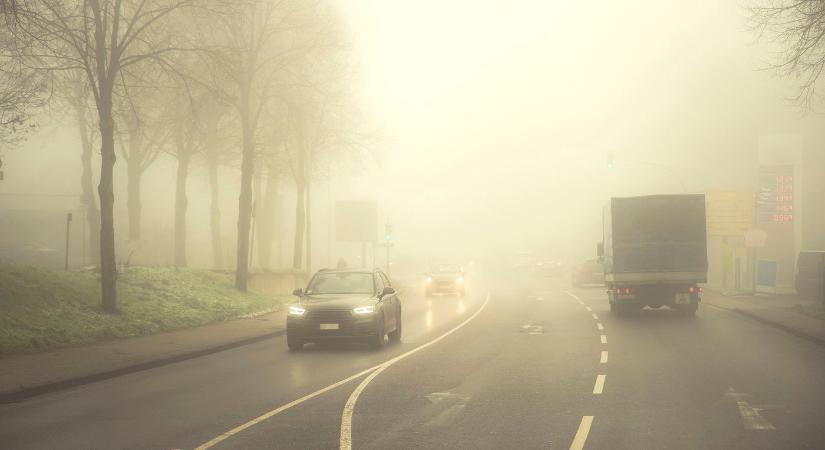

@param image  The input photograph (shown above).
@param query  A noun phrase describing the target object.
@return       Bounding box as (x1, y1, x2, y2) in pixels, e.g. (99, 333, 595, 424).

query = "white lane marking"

(591, 313, 598, 320)
(569, 415, 594, 450)
(600, 351, 608, 364)
(339, 293, 491, 450)
(585, 306, 593, 312)
(593, 374, 606, 394)
(596, 323, 604, 331)
(725, 388, 776, 430)
(196, 294, 491, 450)
(600, 335, 607, 344)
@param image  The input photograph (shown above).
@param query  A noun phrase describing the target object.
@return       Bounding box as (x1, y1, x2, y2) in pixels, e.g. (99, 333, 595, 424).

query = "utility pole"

(65, 213, 73, 271)
(384, 219, 393, 276)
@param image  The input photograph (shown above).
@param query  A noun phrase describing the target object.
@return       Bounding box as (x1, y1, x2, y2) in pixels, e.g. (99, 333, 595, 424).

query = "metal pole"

(386, 243, 391, 277)
(65, 213, 73, 271)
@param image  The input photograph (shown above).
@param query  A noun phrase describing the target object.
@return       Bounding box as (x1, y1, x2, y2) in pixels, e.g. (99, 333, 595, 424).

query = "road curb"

(708, 303, 825, 347)
(0, 329, 286, 404)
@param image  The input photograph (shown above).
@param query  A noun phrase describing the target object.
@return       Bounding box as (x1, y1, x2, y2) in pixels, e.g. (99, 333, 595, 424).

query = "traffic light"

(607, 151, 615, 170)
(384, 222, 393, 242)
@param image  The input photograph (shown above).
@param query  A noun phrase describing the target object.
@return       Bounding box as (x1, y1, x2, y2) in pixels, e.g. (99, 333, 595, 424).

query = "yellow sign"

(706, 191, 754, 236)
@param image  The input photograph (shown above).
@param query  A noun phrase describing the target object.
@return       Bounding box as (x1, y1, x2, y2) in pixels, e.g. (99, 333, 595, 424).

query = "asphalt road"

(1, 276, 825, 449)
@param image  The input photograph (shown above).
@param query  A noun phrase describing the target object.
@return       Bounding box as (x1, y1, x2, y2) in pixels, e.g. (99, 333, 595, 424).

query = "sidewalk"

(0, 309, 286, 402)
(703, 290, 825, 345)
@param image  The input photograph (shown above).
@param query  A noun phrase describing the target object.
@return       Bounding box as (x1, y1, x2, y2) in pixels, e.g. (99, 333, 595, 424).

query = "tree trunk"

(207, 149, 224, 270)
(257, 167, 277, 270)
(235, 111, 255, 291)
(305, 180, 311, 272)
(75, 104, 100, 266)
(126, 142, 142, 242)
(173, 136, 191, 267)
(98, 91, 117, 313)
(293, 180, 306, 270)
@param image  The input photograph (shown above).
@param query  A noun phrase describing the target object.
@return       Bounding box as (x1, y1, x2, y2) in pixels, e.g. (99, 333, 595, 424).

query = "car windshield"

(306, 272, 374, 295)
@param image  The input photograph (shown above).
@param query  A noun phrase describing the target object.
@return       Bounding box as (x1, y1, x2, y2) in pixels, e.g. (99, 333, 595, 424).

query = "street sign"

(705, 191, 754, 236)
(334, 201, 377, 243)
(757, 165, 794, 223)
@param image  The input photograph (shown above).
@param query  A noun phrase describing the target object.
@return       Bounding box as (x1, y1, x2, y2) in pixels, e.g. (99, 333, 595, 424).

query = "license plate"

(320, 323, 339, 330)
(675, 293, 691, 305)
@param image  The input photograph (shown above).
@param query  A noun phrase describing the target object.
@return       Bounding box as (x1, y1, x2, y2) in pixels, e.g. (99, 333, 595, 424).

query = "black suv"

(286, 268, 402, 350)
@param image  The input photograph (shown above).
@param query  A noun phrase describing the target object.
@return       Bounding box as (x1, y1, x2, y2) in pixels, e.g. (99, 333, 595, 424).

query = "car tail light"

(624, 288, 631, 294)
(615, 288, 621, 295)
(698, 287, 703, 293)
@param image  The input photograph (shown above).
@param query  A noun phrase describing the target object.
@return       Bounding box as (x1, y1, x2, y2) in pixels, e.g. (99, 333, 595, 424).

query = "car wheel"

(287, 335, 304, 351)
(388, 313, 402, 343)
(369, 318, 385, 349)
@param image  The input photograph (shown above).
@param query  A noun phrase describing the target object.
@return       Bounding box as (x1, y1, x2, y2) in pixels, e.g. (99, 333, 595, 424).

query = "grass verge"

(0, 266, 289, 353)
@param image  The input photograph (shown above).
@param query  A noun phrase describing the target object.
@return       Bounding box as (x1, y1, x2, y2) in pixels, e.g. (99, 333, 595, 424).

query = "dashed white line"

(593, 374, 606, 394)
(596, 323, 604, 331)
(600, 351, 608, 364)
(591, 313, 598, 320)
(600, 334, 607, 344)
(584, 306, 593, 312)
(569, 416, 594, 450)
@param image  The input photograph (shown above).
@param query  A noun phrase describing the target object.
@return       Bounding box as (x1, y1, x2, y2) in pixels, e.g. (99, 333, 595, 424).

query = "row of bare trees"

(1, 0, 370, 312)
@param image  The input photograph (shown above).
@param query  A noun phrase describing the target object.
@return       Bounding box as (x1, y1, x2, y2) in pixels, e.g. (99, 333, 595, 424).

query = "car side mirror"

(292, 288, 303, 297)
(380, 286, 395, 298)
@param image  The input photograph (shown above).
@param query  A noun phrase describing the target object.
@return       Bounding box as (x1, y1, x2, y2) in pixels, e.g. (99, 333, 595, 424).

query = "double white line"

(195, 293, 491, 450)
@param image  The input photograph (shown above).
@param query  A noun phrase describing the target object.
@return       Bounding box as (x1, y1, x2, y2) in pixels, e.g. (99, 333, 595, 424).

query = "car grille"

(306, 309, 353, 322)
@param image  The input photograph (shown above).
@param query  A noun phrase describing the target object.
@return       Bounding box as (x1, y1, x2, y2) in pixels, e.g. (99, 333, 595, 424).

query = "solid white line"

(591, 313, 598, 320)
(593, 374, 606, 394)
(600, 351, 608, 364)
(596, 323, 604, 331)
(339, 293, 491, 449)
(600, 334, 607, 344)
(569, 415, 594, 450)
(196, 293, 491, 450)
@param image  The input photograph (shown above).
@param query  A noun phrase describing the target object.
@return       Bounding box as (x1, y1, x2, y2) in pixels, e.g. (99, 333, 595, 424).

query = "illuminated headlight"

(353, 305, 375, 315)
(456, 276, 464, 283)
(426, 277, 433, 284)
(288, 306, 306, 316)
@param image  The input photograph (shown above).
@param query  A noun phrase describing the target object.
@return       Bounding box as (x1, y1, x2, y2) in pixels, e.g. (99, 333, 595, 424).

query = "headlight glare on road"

(456, 276, 464, 283)
(353, 305, 375, 315)
(288, 306, 306, 316)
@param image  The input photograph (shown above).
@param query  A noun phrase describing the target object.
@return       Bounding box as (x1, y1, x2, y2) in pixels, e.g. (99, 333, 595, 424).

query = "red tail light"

(698, 287, 703, 293)
(689, 286, 695, 294)
(624, 288, 631, 294)
(615, 288, 621, 295)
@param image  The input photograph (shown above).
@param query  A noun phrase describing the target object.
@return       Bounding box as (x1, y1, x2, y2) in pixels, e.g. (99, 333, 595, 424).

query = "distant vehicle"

(795, 251, 825, 300)
(286, 268, 401, 351)
(601, 195, 708, 316)
(533, 260, 563, 277)
(572, 259, 604, 287)
(425, 263, 466, 297)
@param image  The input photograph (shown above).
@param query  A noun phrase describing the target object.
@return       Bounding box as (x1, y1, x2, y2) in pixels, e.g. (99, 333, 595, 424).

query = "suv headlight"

(456, 276, 464, 283)
(288, 306, 307, 316)
(353, 305, 375, 315)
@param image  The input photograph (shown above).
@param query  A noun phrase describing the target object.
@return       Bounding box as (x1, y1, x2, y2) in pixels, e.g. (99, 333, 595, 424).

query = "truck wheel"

(287, 335, 304, 351)
(610, 301, 617, 314)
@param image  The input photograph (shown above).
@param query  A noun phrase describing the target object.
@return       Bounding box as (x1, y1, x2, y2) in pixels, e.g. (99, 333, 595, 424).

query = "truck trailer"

(600, 194, 708, 316)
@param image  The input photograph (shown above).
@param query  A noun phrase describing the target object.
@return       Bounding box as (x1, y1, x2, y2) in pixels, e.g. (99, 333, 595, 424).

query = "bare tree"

(13, 0, 193, 312)
(0, 29, 43, 151)
(188, 0, 319, 290)
(749, 0, 825, 110)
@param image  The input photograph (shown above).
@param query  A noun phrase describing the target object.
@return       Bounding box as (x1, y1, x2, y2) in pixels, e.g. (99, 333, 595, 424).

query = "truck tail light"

(689, 286, 695, 294)
(624, 288, 631, 294)
(698, 287, 703, 294)
(615, 288, 621, 295)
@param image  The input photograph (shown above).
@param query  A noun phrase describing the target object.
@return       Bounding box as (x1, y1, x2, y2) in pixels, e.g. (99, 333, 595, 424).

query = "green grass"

(0, 266, 289, 353)
(791, 302, 825, 321)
